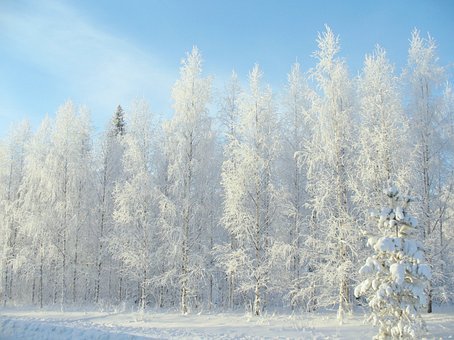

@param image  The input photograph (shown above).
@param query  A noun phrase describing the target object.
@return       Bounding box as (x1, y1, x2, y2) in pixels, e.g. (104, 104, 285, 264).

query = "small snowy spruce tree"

(355, 186, 431, 339)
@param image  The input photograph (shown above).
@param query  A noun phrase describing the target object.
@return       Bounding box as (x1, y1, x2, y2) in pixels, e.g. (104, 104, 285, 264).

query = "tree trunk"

(228, 274, 234, 309)
(254, 281, 260, 316)
(140, 269, 147, 311)
(2, 163, 14, 307)
(40, 244, 44, 308)
(2, 259, 8, 307)
(118, 274, 123, 303)
(423, 139, 433, 313)
(95, 165, 108, 303)
(32, 277, 36, 305)
(73, 230, 79, 304)
(61, 233, 66, 310)
(52, 259, 58, 304)
(181, 133, 193, 315)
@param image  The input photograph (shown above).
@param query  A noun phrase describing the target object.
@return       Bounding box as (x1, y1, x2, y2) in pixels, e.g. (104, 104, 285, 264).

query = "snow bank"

(0, 312, 320, 340)
(1, 307, 453, 339)
(0, 317, 147, 340)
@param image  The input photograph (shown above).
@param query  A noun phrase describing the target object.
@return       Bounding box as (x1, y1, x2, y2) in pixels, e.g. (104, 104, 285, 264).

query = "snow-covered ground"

(1, 306, 453, 339)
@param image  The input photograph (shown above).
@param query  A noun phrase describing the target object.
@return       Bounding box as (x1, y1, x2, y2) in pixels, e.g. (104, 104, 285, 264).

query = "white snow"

(395, 206, 404, 221)
(374, 236, 401, 253)
(417, 263, 432, 279)
(403, 239, 418, 257)
(390, 263, 405, 285)
(1, 306, 454, 339)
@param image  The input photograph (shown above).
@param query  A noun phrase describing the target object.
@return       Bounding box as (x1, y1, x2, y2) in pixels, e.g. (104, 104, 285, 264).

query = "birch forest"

(1, 27, 453, 321)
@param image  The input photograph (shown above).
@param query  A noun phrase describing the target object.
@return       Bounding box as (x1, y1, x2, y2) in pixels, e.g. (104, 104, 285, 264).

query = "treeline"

(1, 27, 453, 319)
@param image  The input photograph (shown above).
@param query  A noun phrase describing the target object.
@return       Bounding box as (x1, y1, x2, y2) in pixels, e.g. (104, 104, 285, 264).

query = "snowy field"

(1, 306, 454, 339)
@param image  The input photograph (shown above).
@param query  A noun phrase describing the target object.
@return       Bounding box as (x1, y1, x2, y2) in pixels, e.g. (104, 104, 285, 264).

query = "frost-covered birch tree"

(94, 105, 125, 303)
(278, 62, 313, 310)
(305, 26, 357, 322)
(405, 29, 450, 312)
(0, 121, 31, 306)
(110, 99, 159, 310)
(19, 118, 53, 307)
(69, 107, 94, 305)
(162, 47, 213, 314)
(218, 65, 279, 316)
(45, 101, 93, 308)
(216, 71, 242, 309)
(355, 45, 410, 213)
(437, 84, 454, 302)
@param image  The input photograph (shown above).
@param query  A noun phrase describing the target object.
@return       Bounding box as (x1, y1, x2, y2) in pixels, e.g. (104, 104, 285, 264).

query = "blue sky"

(0, 0, 453, 137)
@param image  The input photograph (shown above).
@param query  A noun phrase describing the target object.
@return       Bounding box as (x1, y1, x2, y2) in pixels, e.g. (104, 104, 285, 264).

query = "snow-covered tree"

(304, 26, 357, 321)
(94, 105, 125, 303)
(216, 71, 242, 309)
(162, 47, 214, 314)
(112, 105, 126, 137)
(19, 117, 53, 307)
(45, 101, 93, 308)
(355, 186, 431, 339)
(436, 84, 454, 303)
(0, 120, 31, 306)
(218, 65, 280, 316)
(110, 99, 158, 310)
(355, 45, 410, 212)
(277, 62, 313, 310)
(405, 29, 449, 312)
(69, 107, 94, 305)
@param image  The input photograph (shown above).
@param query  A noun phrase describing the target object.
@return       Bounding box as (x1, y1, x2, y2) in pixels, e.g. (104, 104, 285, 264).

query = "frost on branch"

(355, 186, 431, 339)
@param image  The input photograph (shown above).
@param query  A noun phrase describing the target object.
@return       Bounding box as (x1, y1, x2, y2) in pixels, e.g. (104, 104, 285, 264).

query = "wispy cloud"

(0, 0, 175, 131)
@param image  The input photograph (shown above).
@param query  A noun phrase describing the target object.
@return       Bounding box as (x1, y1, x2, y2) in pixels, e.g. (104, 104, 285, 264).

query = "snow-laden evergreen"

(355, 186, 431, 339)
